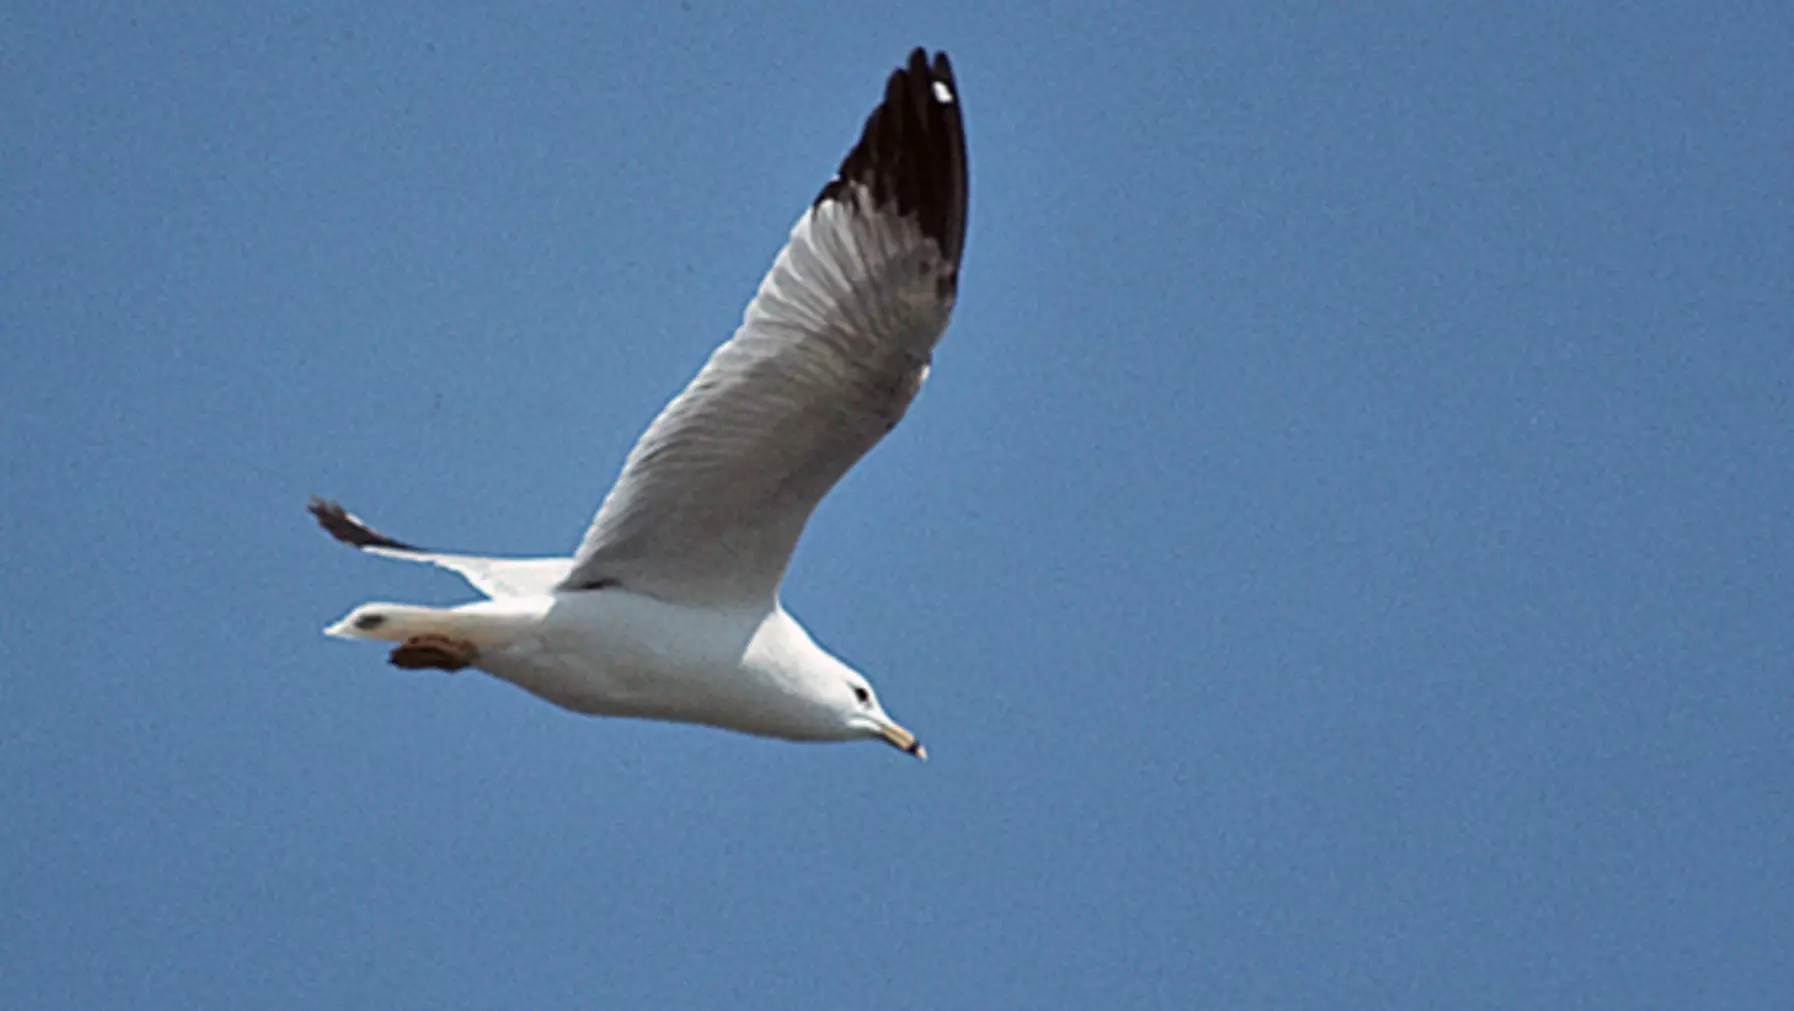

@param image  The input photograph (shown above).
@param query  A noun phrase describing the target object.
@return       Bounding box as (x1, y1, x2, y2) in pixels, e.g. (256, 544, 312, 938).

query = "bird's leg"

(389, 634, 478, 673)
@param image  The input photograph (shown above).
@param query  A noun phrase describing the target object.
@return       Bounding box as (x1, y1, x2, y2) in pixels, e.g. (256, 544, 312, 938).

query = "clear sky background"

(4, 3, 1790, 1008)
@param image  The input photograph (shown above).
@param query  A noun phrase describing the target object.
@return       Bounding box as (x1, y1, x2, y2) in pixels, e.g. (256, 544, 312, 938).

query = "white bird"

(310, 49, 967, 759)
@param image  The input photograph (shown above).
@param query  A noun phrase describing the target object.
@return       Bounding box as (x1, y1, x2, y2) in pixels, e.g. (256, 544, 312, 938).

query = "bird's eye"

(852, 685, 871, 705)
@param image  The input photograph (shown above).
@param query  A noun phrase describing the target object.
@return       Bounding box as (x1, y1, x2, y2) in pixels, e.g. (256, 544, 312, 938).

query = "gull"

(310, 49, 967, 759)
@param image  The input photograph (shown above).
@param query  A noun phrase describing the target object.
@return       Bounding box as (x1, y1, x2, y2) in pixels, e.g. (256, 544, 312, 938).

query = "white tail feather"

(324, 599, 545, 646)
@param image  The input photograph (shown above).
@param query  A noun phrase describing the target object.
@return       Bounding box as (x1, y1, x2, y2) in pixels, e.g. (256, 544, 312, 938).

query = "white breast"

(473, 590, 848, 740)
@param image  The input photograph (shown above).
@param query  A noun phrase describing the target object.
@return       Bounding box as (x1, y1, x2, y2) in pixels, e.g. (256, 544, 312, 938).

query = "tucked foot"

(389, 634, 477, 672)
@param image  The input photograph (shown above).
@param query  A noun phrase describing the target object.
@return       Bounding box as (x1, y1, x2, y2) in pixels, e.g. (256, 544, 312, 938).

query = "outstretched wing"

(308, 497, 572, 599)
(559, 49, 968, 604)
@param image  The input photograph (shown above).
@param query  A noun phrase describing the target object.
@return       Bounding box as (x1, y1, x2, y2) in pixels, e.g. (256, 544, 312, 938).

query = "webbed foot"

(389, 634, 477, 672)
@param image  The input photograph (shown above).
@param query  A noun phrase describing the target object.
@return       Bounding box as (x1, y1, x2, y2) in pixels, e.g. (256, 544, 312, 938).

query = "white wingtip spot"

(931, 80, 954, 105)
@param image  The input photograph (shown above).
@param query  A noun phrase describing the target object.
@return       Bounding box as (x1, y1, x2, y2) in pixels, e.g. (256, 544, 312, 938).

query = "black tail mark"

(307, 496, 423, 552)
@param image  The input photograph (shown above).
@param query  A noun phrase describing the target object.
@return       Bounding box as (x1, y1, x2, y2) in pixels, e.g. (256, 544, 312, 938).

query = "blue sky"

(4, 3, 1790, 1007)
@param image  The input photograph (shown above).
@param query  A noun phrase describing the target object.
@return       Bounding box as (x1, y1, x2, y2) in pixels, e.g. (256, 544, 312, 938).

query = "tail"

(324, 600, 540, 648)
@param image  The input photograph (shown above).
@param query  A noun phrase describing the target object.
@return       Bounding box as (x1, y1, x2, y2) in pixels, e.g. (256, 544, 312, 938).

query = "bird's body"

(310, 49, 967, 758)
(348, 590, 854, 741)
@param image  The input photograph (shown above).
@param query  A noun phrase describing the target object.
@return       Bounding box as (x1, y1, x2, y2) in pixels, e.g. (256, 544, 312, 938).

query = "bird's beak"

(876, 719, 927, 761)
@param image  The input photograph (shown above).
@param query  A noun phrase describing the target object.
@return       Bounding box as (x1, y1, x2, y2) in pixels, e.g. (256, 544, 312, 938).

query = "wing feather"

(308, 497, 571, 598)
(560, 50, 967, 603)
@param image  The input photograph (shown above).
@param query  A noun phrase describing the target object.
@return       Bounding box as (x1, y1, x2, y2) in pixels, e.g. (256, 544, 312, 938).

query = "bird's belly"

(471, 591, 769, 727)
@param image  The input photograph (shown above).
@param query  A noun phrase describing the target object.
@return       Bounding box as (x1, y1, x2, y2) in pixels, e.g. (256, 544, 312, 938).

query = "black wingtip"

(815, 48, 968, 270)
(307, 496, 420, 552)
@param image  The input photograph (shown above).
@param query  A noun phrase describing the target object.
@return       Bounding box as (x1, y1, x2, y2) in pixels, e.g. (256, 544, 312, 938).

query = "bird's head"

(836, 675, 926, 760)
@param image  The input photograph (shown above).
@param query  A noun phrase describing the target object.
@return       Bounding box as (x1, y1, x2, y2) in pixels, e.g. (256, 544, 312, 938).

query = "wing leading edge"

(559, 49, 968, 604)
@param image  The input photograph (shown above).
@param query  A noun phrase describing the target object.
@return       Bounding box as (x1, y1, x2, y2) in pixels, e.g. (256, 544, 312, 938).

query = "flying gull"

(310, 49, 967, 759)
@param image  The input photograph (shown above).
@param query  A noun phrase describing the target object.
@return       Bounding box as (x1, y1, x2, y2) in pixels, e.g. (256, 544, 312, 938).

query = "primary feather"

(560, 49, 967, 603)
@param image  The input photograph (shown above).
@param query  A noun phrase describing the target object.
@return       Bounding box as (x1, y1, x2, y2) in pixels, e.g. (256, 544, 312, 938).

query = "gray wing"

(558, 49, 968, 604)
(308, 497, 573, 598)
